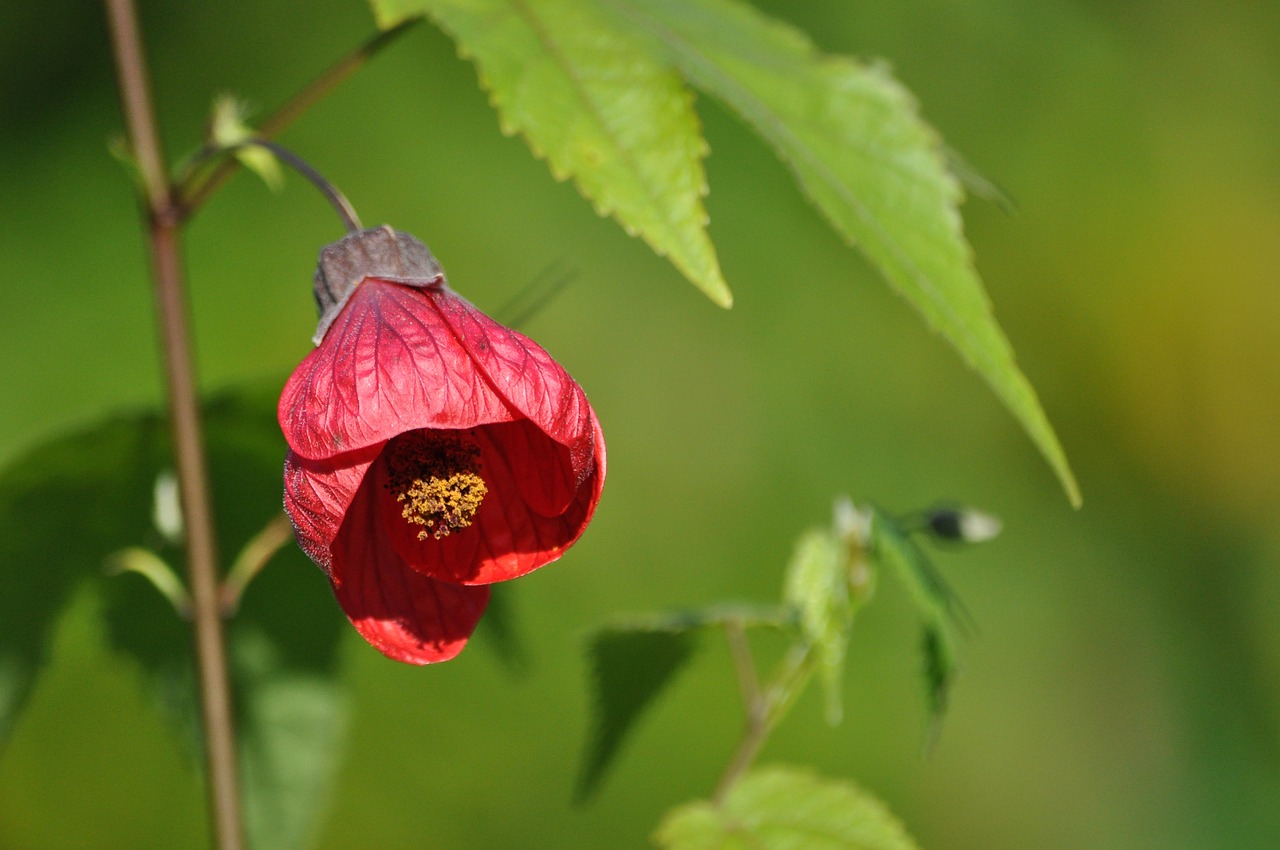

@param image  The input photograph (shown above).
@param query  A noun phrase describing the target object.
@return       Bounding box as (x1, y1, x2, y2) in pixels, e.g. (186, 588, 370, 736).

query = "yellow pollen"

(385, 433, 488, 540)
(397, 472, 487, 539)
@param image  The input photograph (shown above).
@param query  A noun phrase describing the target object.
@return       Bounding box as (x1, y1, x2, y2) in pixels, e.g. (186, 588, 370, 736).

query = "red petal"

(330, 459, 490, 664)
(378, 418, 604, 585)
(429, 288, 596, 469)
(279, 281, 517, 461)
(283, 447, 377, 575)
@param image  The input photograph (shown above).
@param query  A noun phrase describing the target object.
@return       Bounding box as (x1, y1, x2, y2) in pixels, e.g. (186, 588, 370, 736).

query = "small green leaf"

(654, 765, 922, 850)
(782, 528, 851, 725)
(606, 0, 1079, 506)
(210, 95, 284, 191)
(868, 508, 964, 725)
(370, 0, 731, 306)
(577, 625, 699, 801)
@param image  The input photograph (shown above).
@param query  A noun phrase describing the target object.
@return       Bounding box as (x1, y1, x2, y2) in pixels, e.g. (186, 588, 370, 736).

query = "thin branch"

(714, 620, 769, 803)
(220, 512, 295, 616)
(177, 17, 422, 217)
(104, 2, 244, 849)
(723, 619, 761, 715)
(713, 641, 815, 804)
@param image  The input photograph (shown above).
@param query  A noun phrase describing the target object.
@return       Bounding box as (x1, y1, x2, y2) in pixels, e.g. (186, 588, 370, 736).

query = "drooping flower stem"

(177, 17, 421, 218)
(182, 138, 364, 234)
(104, 2, 245, 849)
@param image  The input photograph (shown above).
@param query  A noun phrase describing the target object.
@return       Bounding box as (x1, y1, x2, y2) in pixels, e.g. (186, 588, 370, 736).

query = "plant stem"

(723, 619, 761, 718)
(178, 16, 421, 217)
(220, 512, 295, 617)
(713, 641, 814, 803)
(715, 622, 768, 803)
(104, 3, 245, 849)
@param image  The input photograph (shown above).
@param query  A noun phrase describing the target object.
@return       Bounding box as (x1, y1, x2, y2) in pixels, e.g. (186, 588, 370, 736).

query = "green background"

(1, 1, 1277, 848)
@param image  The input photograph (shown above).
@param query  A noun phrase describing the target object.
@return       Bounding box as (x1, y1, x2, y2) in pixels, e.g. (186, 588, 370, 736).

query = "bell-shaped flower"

(279, 226, 605, 664)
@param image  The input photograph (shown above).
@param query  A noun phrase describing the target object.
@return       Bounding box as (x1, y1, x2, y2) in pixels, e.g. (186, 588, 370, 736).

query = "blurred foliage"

(0, 1, 1277, 849)
(655, 765, 921, 850)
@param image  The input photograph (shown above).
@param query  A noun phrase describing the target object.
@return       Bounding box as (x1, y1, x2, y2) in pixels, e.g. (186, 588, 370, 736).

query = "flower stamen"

(386, 434, 488, 539)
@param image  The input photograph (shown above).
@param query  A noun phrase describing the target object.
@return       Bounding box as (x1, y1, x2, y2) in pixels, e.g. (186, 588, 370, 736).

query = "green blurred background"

(1, 1, 1277, 848)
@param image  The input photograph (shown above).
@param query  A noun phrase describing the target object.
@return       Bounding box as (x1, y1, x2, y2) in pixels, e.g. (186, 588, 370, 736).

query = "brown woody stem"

(104, 2, 245, 849)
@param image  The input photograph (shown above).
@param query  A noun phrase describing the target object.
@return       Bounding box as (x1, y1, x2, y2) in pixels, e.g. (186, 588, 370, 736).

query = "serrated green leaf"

(101, 384, 350, 850)
(0, 416, 160, 749)
(654, 765, 922, 850)
(783, 528, 851, 725)
(577, 625, 699, 801)
(370, 0, 731, 306)
(606, 0, 1079, 506)
(869, 508, 963, 725)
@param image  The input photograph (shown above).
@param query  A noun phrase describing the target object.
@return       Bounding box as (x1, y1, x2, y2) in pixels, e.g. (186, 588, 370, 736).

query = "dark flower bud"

(925, 507, 1001, 543)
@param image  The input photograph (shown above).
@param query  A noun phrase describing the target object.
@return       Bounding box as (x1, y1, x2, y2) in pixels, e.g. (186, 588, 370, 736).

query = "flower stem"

(188, 138, 364, 234)
(220, 512, 295, 617)
(177, 16, 421, 218)
(104, 3, 244, 849)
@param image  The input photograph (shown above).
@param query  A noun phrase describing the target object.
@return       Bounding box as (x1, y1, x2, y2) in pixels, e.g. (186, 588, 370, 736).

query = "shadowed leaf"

(102, 384, 350, 850)
(577, 625, 699, 801)
(0, 416, 160, 749)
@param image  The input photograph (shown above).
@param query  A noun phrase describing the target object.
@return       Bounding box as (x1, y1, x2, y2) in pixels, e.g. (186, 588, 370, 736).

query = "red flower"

(279, 226, 605, 664)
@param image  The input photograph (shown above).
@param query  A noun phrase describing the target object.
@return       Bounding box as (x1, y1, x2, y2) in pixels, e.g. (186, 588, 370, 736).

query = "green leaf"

(0, 416, 161, 749)
(605, 0, 1079, 506)
(372, 0, 731, 307)
(654, 765, 922, 850)
(782, 528, 851, 725)
(101, 385, 349, 850)
(868, 508, 963, 724)
(210, 95, 284, 191)
(577, 624, 699, 801)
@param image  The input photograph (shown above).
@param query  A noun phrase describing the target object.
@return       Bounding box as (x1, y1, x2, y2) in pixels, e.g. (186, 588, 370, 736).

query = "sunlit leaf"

(783, 528, 851, 725)
(654, 765, 922, 850)
(371, 0, 731, 306)
(577, 625, 699, 801)
(605, 0, 1079, 506)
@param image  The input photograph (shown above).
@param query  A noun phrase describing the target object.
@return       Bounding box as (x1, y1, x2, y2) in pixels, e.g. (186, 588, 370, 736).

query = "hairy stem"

(178, 17, 421, 217)
(104, 2, 244, 848)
